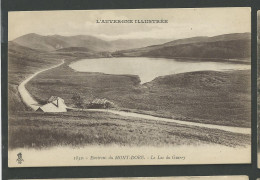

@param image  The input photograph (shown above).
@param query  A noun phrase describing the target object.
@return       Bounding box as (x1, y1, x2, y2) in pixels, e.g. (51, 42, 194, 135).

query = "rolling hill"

(8, 41, 65, 112)
(12, 33, 170, 52)
(112, 33, 251, 61)
(13, 33, 111, 52)
(109, 38, 170, 51)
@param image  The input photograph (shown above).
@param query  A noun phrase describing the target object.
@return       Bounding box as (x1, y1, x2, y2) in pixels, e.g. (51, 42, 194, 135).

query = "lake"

(69, 57, 250, 83)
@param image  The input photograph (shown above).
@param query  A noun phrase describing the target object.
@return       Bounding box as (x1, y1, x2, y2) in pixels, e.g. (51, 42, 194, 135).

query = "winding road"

(68, 108, 250, 135)
(18, 59, 65, 110)
(18, 59, 251, 135)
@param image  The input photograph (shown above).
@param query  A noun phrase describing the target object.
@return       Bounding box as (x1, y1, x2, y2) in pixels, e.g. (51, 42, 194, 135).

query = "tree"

(71, 93, 84, 109)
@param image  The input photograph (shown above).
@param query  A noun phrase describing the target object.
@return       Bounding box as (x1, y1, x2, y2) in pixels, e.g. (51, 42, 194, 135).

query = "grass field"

(9, 111, 250, 149)
(26, 60, 251, 128)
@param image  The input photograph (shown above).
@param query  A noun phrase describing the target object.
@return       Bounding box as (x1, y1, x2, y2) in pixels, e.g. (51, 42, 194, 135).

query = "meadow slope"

(9, 111, 250, 149)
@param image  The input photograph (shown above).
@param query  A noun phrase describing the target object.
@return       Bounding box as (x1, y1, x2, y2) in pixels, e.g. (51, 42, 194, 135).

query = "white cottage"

(36, 96, 67, 112)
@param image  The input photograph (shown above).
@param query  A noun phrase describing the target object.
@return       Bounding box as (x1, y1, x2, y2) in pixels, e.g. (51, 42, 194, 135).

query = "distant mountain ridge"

(12, 33, 170, 52)
(11, 32, 251, 61)
(13, 33, 110, 52)
(112, 33, 251, 61)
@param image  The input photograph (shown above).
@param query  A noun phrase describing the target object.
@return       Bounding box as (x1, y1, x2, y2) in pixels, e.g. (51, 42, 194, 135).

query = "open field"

(9, 111, 250, 149)
(26, 60, 251, 128)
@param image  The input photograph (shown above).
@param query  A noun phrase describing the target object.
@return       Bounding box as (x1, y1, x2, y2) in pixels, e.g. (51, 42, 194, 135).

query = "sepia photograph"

(8, 8, 251, 167)
(10, 176, 249, 180)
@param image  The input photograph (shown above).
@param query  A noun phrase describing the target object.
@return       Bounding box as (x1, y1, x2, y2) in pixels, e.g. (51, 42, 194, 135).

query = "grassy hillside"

(8, 42, 66, 112)
(9, 111, 250, 149)
(53, 47, 112, 58)
(163, 33, 250, 47)
(13, 33, 70, 51)
(109, 38, 170, 51)
(143, 39, 250, 59)
(8, 41, 117, 113)
(112, 33, 251, 62)
(56, 47, 94, 52)
(26, 60, 251, 127)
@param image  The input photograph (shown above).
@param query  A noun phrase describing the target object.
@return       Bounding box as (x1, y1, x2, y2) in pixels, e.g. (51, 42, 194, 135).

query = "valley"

(8, 32, 251, 149)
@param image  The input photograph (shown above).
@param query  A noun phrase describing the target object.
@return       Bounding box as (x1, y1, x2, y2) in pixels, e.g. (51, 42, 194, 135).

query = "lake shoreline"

(69, 57, 250, 84)
(25, 56, 251, 128)
(17, 57, 250, 132)
(111, 55, 251, 65)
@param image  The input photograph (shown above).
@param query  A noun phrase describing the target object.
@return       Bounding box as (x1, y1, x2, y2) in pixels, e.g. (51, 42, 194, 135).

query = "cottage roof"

(38, 103, 59, 112)
(48, 96, 60, 102)
(37, 100, 67, 112)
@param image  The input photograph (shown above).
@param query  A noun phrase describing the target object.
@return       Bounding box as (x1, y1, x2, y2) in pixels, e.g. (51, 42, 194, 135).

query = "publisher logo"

(16, 152, 24, 164)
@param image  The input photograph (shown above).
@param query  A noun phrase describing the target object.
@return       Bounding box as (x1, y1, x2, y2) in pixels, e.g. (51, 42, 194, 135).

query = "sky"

(8, 8, 251, 41)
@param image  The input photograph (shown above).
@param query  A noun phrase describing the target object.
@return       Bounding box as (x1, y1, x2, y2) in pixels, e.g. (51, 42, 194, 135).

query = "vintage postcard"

(8, 8, 251, 167)
(11, 176, 249, 180)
